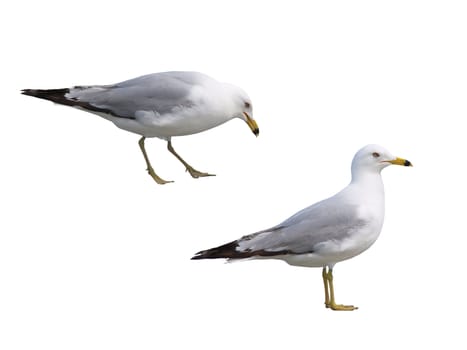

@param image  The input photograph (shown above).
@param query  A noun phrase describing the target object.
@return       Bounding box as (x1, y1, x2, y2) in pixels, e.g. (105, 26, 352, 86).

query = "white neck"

(348, 168, 386, 209)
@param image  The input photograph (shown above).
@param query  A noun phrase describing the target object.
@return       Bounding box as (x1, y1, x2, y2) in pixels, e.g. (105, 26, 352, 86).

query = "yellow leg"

(322, 267, 330, 307)
(325, 267, 358, 311)
(138, 137, 173, 184)
(167, 140, 215, 178)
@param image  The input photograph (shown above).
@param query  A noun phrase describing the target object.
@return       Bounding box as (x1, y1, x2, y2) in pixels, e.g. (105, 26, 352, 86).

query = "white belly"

(109, 109, 231, 139)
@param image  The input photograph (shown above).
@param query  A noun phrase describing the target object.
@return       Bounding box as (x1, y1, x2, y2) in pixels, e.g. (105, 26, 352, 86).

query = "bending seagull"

(192, 144, 412, 310)
(22, 71, 259, 184)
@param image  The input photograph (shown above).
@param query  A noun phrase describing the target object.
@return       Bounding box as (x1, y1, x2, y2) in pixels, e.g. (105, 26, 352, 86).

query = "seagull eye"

(244, 101, 251, 109)
(372, 152, 380, 158)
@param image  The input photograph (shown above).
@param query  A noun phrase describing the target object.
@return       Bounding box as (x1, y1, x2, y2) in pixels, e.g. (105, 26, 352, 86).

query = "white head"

(351, 144, 412, 181)
(224, 83, 259, 137)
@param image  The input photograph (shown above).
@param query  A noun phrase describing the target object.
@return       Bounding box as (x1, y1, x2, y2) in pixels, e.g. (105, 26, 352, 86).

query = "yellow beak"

(387, 157, 413, 167)
(243, 112, 259, 136)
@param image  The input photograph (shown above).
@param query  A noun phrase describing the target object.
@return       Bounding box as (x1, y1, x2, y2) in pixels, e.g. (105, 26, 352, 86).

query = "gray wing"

(236, 196, 368, 255)
(65, 71, 205, 118)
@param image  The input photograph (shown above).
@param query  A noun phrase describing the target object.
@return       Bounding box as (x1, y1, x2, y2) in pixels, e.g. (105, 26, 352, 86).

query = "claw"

(147, 167, 173, 184)
(328, 303, 358, 311)
(186, 167, 215, 178)
(168, 140, 215, 180)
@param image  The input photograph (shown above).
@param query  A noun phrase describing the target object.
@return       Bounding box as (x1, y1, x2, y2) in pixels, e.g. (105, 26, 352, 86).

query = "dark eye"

(372, 152, 380, 158)
(244, 101, 251, 109)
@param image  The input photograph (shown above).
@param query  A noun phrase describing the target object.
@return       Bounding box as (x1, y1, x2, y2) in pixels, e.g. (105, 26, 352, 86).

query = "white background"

(1, 0, 466, 349)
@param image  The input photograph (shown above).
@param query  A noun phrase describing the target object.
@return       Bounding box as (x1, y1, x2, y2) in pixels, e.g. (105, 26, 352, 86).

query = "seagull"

(21, 71, 259, 184)
(192, 144, 412, 310)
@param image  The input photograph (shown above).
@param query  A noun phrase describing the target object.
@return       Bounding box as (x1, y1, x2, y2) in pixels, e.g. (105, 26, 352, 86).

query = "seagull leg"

(326, 268, 358, 311)
(138, 137, 173, 184)
(322, 267, 330, 307)
(167, 140, 215, 178)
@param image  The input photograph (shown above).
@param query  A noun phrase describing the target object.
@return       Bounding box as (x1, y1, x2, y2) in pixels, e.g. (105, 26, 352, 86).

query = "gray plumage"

(65, 72, 200, 119)
(243, 201, 367, 254)
(22, 72, 209, 120)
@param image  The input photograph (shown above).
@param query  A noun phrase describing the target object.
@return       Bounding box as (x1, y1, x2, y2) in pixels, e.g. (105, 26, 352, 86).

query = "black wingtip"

(191, 249, 207, 260)
(21, 89, 37, 96)
(20, 88, 70, 103)
(190, 248, 226, 260)
(20, 87, 127, 119)
(191, 241, 243, 260)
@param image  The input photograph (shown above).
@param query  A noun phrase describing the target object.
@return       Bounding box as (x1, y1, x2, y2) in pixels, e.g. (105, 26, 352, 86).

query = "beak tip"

(404, 160, 413, 167)
(253, 128, 259, 137)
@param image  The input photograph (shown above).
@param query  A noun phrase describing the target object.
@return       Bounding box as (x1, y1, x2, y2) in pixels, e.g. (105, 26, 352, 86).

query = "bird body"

(63, 72, 248, 139)
(283, 186, 385, 268)
(193, 145, 412, 310)
(193, 172, 384, 268)
(22, 71, 258, 184)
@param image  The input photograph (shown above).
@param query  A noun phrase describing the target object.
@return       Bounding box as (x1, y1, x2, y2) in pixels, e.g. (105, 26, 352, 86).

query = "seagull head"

(240, 102, 259, 137)
(226, 84, 259, 137)
(351, 144, 412, 178)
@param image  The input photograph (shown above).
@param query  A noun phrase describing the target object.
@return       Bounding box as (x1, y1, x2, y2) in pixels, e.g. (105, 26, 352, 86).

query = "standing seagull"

(22, 71, 259, 184)
(192, 144, 412, 310)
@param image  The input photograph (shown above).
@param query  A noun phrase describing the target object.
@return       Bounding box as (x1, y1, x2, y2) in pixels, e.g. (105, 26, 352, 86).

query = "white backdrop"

(1, 1, 466, 349)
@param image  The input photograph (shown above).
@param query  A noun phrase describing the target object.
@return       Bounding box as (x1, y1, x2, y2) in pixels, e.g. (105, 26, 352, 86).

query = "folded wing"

(192, 197, 368, 260)
(22, 71, 202, 119)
